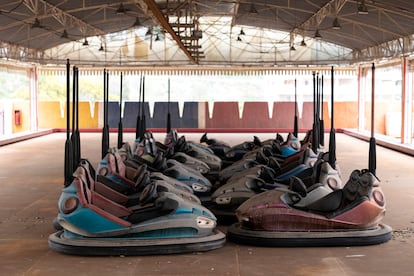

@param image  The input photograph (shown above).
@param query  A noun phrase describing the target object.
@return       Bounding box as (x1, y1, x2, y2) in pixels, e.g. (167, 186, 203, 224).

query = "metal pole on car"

(328, 66, 336, 169)
(369, 63, 376, 175)
(166, 78, 171, 133)
(64, 59, 73, 187)
(117, 72, 123, 149)
(312, 72, 318, 153)
(101, 69, 109, 159)
(320, 74, 325, 146)
(136, 75, 142, 140)
(293, 78, 298, 137)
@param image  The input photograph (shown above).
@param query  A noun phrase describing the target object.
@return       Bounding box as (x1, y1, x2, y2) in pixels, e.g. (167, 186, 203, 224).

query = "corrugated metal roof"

(0, 0, 413, 66)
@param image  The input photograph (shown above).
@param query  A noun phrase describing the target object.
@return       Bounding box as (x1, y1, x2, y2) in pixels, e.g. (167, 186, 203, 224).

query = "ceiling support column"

(401, 56, 412, 144)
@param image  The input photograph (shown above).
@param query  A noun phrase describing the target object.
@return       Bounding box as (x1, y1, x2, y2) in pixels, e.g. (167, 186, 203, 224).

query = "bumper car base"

(48, 229, 225, 256)
(227, 223, 392, 247)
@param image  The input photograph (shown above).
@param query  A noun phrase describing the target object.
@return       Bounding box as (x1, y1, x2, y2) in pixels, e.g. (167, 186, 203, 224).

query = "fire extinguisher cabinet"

(14, 110, 21, 126)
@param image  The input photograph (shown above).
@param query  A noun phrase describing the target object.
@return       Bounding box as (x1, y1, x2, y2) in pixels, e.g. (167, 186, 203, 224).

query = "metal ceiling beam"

(34, 0, 105, 36)
(293, 0, 347, 34)
(369, 1, 414, 20)
(378, 10, 408, 35)
(231, 0, 240, 27)
(352, 35, 414, 61)
(141, 0, 197, 64)
(0, 41, 44, 60)
(0, 0, 106, 51)
(322, 28, 375, 49)
(340, 17, 404, 38)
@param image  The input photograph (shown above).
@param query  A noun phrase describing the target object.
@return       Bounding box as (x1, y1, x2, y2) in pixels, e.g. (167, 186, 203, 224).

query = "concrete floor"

(0, 132, 413, 276)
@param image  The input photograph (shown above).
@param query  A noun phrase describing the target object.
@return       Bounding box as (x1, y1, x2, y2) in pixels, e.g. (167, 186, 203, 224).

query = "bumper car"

(163, 130, 222, 184)
(200, 133, 264, 166)
(227, 169, 392, 246)
(97, 150, 195, 198)
(274, 133, 302, 159)
(49, 162, 225, 256)
(210, 158, 342, 223)
(170, 152, 210, 175)
(163, 159, 213, 197)
(208, 133, 325, 223)
(218, 156, 261, 184)
(164, 130, 222, 173)
(128, 132, 211, 176)
(116, 140, 213, 196)
(200, 132, 232, 162)
(218, 133, 303, 184)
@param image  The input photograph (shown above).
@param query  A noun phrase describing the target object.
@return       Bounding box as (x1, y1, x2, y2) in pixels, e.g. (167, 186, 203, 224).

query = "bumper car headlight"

(373, 189, 385, 207)
(197, 216, 216, 228)
(192, 183, 209, 192)
(61, 197, 79, 214)
(215, 196, 232, 205)
(198, 166, 209, 174)
(240, 216, 250, 222)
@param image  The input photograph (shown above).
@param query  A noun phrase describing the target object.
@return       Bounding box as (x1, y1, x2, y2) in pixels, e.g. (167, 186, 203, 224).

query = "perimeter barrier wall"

(33, 100, 360, 132)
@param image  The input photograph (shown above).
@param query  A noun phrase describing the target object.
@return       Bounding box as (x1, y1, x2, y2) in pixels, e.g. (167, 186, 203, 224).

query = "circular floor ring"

(227, 223, 392, 247)
(49, 229, 226, 256)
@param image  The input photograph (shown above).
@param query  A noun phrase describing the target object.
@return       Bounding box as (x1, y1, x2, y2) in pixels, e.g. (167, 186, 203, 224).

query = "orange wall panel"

(78, 101, 98, 128)
(38, 101, 97, 129)
(334, 102, 358, 129)
(38, 101, 65, 128)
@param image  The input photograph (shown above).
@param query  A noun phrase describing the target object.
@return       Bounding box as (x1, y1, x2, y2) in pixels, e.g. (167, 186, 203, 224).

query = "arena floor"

(0, 132, 413, 276)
